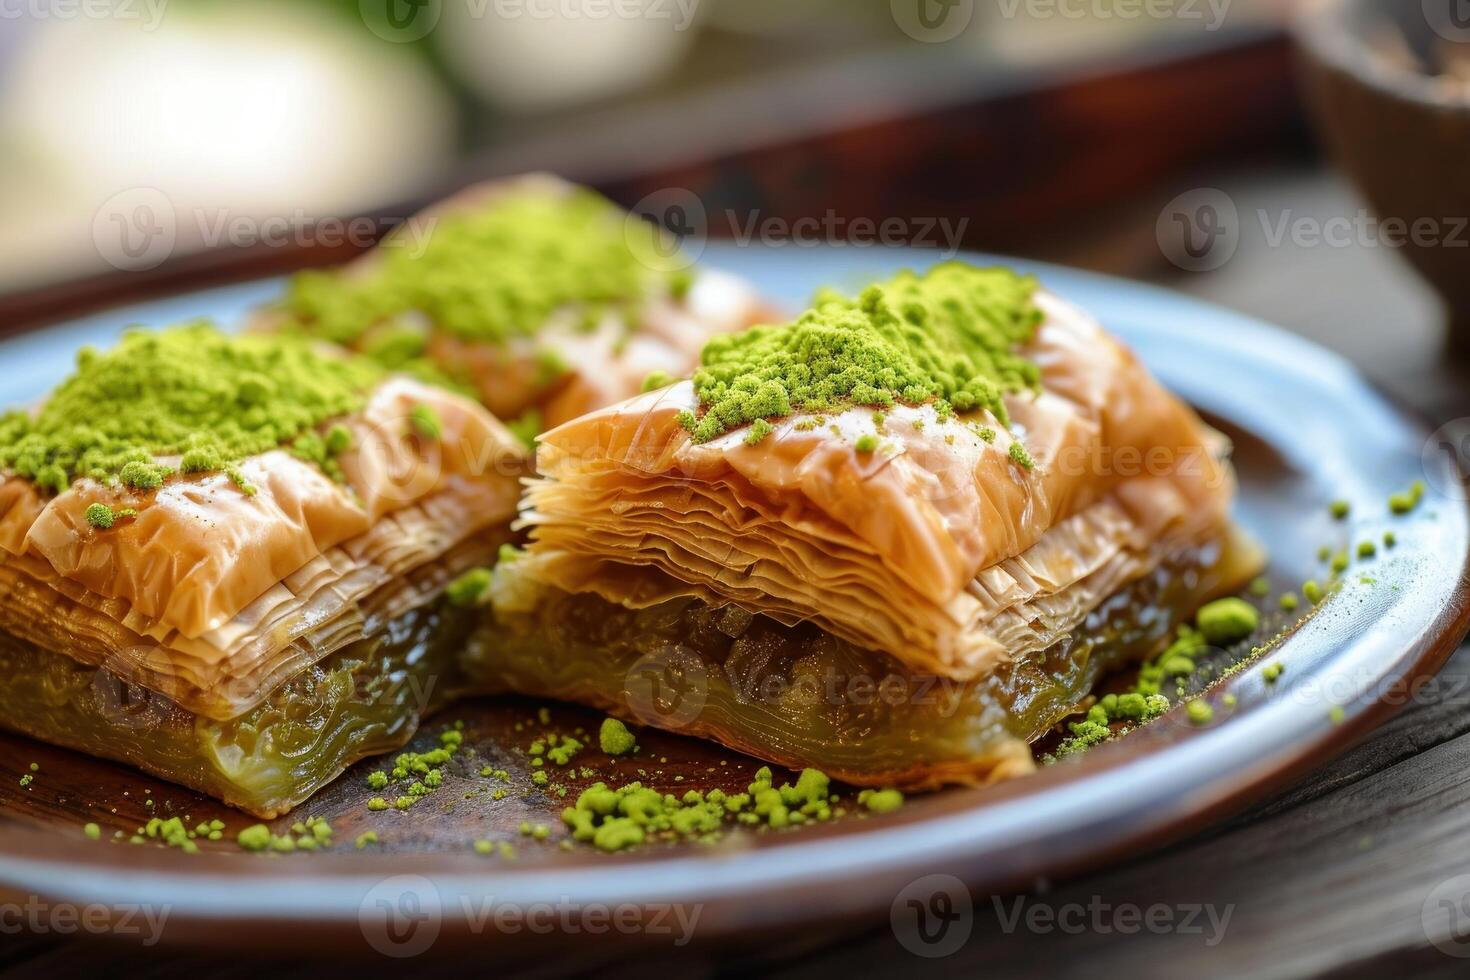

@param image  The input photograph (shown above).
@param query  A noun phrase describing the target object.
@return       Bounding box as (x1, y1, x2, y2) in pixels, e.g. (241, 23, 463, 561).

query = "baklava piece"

(465, 262, 1261, 786)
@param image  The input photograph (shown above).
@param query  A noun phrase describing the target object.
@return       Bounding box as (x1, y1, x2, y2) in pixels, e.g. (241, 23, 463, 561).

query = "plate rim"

(0, 246, 1466, 953)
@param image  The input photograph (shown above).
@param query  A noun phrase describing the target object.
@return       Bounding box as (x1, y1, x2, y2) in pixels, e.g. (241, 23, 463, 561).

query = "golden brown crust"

(0, 377, 525, 644)
(522, 289, 1242, 680)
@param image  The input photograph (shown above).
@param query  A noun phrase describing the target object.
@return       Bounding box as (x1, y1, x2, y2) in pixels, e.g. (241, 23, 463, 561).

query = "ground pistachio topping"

(677, 262, 1042, 444)
(561, 766, 852, 852)
(598, 717, 637, 756)
(445, 567, 493, 608)
(0, 324, 383, 496)
(235, 816, 333, 853)
(1389, 480, 1426, 515)
(1186, 700, 1214, 725)
(1195, 598, 1261, 646)
(279, 187, 691, 350)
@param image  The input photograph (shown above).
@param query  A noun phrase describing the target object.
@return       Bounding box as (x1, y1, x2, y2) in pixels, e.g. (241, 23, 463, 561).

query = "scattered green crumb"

(1279, 592, 1299, 611)
(1329, 705, 1346, 724)
(371, 725, 465, 809)
(599, 717, 638, 756)
(18, 774, 32, 787)
(1388, 480, 1426, 515)
(1329, 499, 1350, 520)
(1383, 531, 1397, 548)
(368, 797, 388, 811)
(1263, 662, 1284, 683)
(1186, 700, 1214, 725)
(562, 766, 838, 851)
(1330, 550, 1350, 575)
(1222, 694, 1237, 707)
(367, 771, 389, 790)
(1007, 441, 1035, 471)
(409, 403, 442, 441)
(1317, 545, 1331, 562)
(547, 737, 583, 766)
(84, 503, 116, 529)
(1303, 580, 1324, 605)
(854, 433, 878, 454)
(1357, 540, 1376, 559)
(445, 567, 493, 608)
(237, 824, 272, 852)
(473, 839, 494, 856)
(858, 788, 905, 814)
(1196, 597, 1260, 646)
(83, 822, 101, 840)
(355, 832, 379, 849)
(1249, 577, 1270, 598)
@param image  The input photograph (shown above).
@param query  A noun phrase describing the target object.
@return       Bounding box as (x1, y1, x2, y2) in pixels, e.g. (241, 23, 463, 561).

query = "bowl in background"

(1295, 0, 1470, 346)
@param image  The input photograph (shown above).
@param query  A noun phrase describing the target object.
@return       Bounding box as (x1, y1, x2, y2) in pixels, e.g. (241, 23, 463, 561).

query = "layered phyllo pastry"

(258, 174, 772, 437)
(0, 325, 524, 816)
(466, 262, 1261, 787)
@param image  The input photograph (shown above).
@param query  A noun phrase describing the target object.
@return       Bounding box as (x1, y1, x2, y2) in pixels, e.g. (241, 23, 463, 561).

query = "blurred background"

(0, 0, 1464, 407)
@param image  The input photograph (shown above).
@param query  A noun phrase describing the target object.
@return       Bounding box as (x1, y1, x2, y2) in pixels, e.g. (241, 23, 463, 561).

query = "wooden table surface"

(3, 169, 1469, 979)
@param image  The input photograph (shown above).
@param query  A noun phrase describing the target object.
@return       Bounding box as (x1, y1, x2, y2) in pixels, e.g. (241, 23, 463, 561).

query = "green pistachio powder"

(677, 262, 1043, 445)
(0, 325, 385, 500)
(279, 187, 690, 360)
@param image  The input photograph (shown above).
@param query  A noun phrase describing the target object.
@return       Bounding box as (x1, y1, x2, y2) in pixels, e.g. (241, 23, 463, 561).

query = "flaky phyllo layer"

(0, 329, 525, 721)
(518, 279, 1245, 686)
(259, 174, 773, 432)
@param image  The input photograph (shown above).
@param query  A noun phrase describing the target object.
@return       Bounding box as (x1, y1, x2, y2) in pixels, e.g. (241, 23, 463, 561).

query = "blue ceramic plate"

(0, 245, 1465, 956)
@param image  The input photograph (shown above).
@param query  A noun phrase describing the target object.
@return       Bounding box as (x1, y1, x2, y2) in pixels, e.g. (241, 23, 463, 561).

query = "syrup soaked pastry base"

(463, 537, 1257, 788)
(0, 536, 507, 818)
